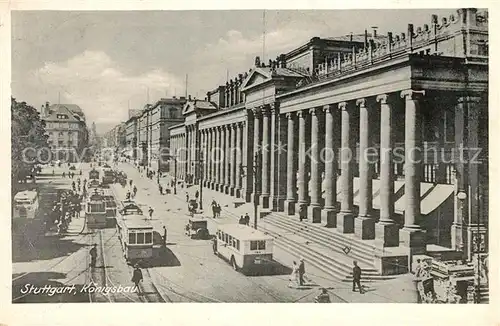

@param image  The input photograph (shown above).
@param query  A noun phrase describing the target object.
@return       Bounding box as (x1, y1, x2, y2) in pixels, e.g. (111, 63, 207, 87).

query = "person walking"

(159, 184, 163, 195)
(133, 185, 137, 197)
(89, 244, 97, 268)
(195, 190, 199, 199)
(352, 260, 364, 293)
(162, 226, 167, 247)
(131, 264, 143, 289)
(129, 179, 133, 187)
(212, 237, 217, 255)
(148, 207, 154, 220)
(289, 261, 300, 288)
(186, 192, 189, 203)
(298, 258, 306, 286)
(239, 216, 246, 225)
(244, 213, 250, 226)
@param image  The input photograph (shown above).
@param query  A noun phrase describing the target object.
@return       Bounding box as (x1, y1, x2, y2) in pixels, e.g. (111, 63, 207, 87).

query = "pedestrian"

(314, 288, 331, 303)
(148, 206, 154, 219)
(289, 261, 299, 288)
(52, 169, 55, 176)
(162, 226, 167, 247)
(212, 237, 217, 255)
(195, 190, 199, 199)
(239, 216, 245, 225)
(159, 184, 163, 195)
(131, 264, 143, 289)
(129, 179, 133, 187)
(62, 172, 66, 178)
(244, 213, 250, 226)
(133, 185, 137, 197)
(298, 258, 306, 286)
(212, 203, 217, 219)
(186, 192, 189, 203)
(89, 244, 97, 268)
(299, 204, 306, 222)
(352, 260, 364, 293)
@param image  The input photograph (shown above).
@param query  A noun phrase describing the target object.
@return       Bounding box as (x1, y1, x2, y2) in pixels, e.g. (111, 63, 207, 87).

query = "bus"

(101, 167, 115, 184)
(116, 214, 153, 263)
(85, 189, 107, 229)
(215, 224, 274, 274)
(13, 190, 39, 220)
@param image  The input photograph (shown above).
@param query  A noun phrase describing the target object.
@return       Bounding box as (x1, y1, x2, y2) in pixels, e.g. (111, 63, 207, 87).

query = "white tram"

(215, 224, 274, 273)
(13, 190, 39, 220)
(116, 214, 153, 262)
(85, 189, 107, 229)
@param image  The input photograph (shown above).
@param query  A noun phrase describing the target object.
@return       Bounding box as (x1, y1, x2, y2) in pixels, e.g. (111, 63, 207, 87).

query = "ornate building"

(171, 8, 488, 274)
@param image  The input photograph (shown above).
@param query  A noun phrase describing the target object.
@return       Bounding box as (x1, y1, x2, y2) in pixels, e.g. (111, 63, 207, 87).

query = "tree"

(11, 97, 49, 185)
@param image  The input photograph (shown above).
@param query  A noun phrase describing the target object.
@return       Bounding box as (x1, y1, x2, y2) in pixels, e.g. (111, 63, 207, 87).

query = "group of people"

(48, 189, 83, 234)
(211, 199, 221, 218)
(238, 213, 250, 226)
(289, 258, 307, 288)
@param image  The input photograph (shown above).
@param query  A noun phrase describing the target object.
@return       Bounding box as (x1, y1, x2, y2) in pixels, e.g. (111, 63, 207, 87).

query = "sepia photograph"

(9, 7, 489, 306)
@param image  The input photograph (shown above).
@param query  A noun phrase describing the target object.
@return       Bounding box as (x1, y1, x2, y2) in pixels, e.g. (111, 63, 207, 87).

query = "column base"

(244, 192, 252, 203)
(215, 184, 220, 191)
(307, 204, 322, 223)
(451, 223, 465, 251)
(322, 208, 337, 228)
(285, 200, 296, 216)
(261, 195, 270, 209)
(252, 193, 260, 206)
(229, 187, 235, 196)
(400, 227, 426, 254)
(271, 197, 285, 212)
(355, 216, 376, 240)
(374, 221, 400, 248)
(224, 185, 230, 194)
(235, 188, 241, 198)
(337, 211, 354, 234)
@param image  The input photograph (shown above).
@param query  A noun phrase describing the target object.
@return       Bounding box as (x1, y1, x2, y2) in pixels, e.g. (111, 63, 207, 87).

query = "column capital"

(309, 107, 323, 116)
(286, 112, 295, 120)
(297, 109, 308, 118)
(323, 104, 335, 114)
(231, 123, 237, 130)
(252, 107, 261, 116)
(401, 89, 425, 100)
(356, 98, 366, 107)
(376, 94, 391, 104)
(261, 105, 272, 116)
(338, 101, 350, 111)
(270, 102, 279, 114)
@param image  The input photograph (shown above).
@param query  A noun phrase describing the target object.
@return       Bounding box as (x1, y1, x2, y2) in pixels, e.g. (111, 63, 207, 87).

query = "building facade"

(169, 9, 488, 272)
(41, 102, 89, 163)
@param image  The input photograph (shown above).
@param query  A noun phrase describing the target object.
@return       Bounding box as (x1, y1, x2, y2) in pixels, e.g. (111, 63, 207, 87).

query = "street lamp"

(240, 151, 260, 229)
(192, 153, 205, 211)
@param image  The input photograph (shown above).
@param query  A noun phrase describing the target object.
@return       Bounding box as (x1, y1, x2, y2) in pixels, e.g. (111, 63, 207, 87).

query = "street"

(12, 162, 342, 303)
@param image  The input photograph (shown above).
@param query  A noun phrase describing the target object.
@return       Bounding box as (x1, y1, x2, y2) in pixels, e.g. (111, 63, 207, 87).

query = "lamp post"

(252, 151, 260, 229)
(195, 153, 204, 211)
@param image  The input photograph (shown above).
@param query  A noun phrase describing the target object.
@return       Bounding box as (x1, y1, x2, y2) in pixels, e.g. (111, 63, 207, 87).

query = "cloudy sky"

(11, 9, 456, 133)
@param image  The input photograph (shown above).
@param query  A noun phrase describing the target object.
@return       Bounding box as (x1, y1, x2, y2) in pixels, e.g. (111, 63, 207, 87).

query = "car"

(185, 217, 209, 239)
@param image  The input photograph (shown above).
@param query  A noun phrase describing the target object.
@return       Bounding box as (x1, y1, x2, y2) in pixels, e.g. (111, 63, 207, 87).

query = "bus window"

(228, 235, 233, 247)
(145, 232, 152, 244)
(225, 233, 228, 244)
(250, 241, 257, 250)
(258, 241, 266, 250)
(137, 233, 145, 244)
(129, 233, 136, 244)
(219, 231, 223, 240)
(236, 239, 240, 251)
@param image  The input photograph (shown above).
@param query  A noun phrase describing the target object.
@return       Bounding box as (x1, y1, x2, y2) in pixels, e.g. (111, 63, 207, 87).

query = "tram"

(119, 200, 143, 216)
(85, 188, 107, 229)
(101, 167, 115, 185)
(89, 168, 100, 180)
(13, 190, 39, 220)
(116, 214, 153, 263)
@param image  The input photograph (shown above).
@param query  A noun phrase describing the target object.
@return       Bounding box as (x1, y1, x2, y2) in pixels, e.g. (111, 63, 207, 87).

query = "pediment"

(241, 69, 271, 91)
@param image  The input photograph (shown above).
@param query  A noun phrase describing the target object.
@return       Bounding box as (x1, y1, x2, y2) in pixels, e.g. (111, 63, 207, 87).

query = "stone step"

(265, 214, 376, 267)
(272, 211, 380, 255)
(259, 221, 395, 282)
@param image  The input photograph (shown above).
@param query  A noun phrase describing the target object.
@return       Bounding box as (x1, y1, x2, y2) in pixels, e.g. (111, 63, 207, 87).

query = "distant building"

(41, 102, 89, 163)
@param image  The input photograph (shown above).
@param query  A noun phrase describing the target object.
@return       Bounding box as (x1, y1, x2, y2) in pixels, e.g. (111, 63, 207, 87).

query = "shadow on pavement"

(12, 271, 89, 303)
(137, 246, 181, 268)
(245, 260, 293, 277)
(12, 234, 86, 263)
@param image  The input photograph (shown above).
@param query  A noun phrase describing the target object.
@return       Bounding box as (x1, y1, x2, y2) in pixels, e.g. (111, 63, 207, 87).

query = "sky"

(11, 9, 457, 133)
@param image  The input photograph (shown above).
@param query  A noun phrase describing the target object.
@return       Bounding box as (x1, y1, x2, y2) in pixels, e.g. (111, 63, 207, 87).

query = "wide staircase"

(479, 283, 489, 303)
(260, 213, 397, 283)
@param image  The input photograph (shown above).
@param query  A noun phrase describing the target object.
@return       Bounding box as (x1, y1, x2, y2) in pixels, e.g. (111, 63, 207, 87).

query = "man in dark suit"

(352, 260, 364, 293)
(298, 258, 306, 286)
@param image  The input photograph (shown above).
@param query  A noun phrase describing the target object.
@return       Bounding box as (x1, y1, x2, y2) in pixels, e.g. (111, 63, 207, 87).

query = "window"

(236, 239, 240, 251)
(224, 233, 229, 244)
(228, 235, 233, 247)
(129, 233, 136, 244)
(136, 232, 145, 244)
(250, 240, 266, 251)
(145, 232, 152, 244)
(218, 231, 223, 240)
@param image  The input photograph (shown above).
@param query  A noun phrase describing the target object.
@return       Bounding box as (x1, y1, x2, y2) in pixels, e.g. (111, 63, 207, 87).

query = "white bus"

(116, 214, 153, 263)
(13, 190, 39, 220)
(215, 224, 274, 273)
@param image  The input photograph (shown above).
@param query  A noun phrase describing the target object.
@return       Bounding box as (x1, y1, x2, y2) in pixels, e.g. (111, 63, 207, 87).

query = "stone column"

(224, 125, 231, 194)
(285, 112, 297, 215)
(375, 94, 399, 247)
(323, 104, 338, 227)
(253, 107, 262, 203)
(355, 98, 376, 239)
(214, 127, 221, 191)
(243, 111, 253, 202)
(220, 125, 226, 193)
(400, 90, 426, 253)
(296, 110, 309, 215)
(337, 102, 355, 233)
(230, 124, 237, 196)
(308, 107, 323, 223)
(235, 122, 243, 198)
(261, 105, 271, 209)
(203, 130, 208, 187)
(211, 128, 217, 189)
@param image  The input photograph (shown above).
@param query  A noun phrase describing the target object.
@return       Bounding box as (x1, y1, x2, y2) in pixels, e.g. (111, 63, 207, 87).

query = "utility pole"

(198, 152, 204, 211)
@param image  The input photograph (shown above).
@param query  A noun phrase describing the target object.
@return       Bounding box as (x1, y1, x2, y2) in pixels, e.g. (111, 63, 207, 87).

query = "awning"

(323, 178, 453, 216)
